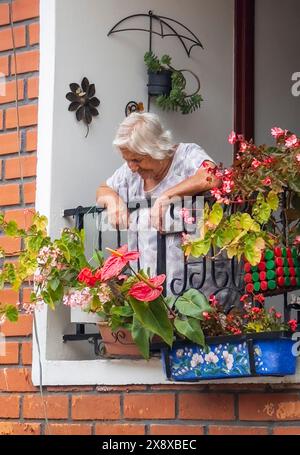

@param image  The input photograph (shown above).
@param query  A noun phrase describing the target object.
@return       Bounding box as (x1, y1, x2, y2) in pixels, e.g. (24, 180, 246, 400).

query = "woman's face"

(120, 148, 163, 179)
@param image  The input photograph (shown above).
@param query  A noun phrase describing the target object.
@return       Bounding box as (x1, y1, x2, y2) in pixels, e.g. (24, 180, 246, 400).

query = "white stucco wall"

(255, 0, 300, 143)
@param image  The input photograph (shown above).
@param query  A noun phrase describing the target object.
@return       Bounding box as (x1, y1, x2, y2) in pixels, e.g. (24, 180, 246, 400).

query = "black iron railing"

(62, 195, 300, 355)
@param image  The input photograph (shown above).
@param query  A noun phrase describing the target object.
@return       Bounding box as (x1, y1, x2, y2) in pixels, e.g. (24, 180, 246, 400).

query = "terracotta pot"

(98, 322, 142, 357)
(98, 322, 162, 358)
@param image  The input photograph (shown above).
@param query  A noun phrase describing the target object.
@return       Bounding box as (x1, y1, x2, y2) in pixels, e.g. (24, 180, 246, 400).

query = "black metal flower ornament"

(66, 77, 100, 137)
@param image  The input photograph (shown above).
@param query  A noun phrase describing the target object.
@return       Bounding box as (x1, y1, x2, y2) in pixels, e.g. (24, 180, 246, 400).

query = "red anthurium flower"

(128, 274, 166, 302)
(78, 267, 97, 286)
(100, 244, 139, 281)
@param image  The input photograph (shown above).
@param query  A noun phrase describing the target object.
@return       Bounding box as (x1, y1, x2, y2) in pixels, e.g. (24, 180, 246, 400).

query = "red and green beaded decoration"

(244, 247, 300, 293)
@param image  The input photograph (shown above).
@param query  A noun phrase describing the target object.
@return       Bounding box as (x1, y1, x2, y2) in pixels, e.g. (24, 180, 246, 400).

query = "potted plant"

(161, 292, 297, 381)
(144, 51, 203, 114)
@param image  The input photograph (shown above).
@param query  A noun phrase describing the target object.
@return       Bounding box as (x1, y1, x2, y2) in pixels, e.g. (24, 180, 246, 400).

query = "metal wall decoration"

(125, 101, 144, 117)
(108, 10, 203, 112)
(66, 77, 100, 137)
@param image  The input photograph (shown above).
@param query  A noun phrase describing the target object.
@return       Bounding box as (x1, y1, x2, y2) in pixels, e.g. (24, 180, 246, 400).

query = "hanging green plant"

(144, 51, 203, 114)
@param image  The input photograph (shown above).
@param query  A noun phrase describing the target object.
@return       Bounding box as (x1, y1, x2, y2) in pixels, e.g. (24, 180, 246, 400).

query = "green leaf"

(208, 203, 223, 227)
(128, 296, 173, 347)
(175, 289, 211, 319)
(5, 305, 19, 322)
(131, 316, 150, 359)
(174, 317, 205, 347)
(49, 277, 60, 292)
(5, 221, 19, 237)
(190, 237, 211, 257)
(267, 191, 279, 211)
(240, 213, 253, 230)
(111, 306, 134, 318)
(92, 250, 104, 267)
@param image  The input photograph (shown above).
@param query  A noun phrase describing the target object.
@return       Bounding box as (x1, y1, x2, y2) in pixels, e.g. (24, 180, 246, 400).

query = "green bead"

(283, 267, 290, 276)
(253, 281, 261, 292)
(292, 247, 298, 258)
(282, 247, 287, 257)
(266, 260, 275, 270)
(265, 249, 274, 260)
(283, 258, 289, 267)
(252, 272, 260, 282)
(297, 277, 300, 286)
(285, 277, 291, 286)
(266, 270, 276, 280)
(268, 280, 277, 290)
(293, 257, 299, 267)
(296, 268, 300, 277)
(251, 265, 258, 272)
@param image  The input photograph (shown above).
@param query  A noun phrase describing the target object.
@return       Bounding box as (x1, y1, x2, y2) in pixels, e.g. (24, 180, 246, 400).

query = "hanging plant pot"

(160, 332, 296, 381)
(147, 70, 172, 96)
(98, 322, 142, 357)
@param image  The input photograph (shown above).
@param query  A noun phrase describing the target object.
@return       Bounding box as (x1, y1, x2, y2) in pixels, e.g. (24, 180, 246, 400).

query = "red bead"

(276, 267, 284, 276)
(244, 262, 251, 273)
(277, 276, 285, 287)
(258, 262, 266, 271)
(290, 267, 296, 276)
(291, 277, 297, 286)
(275, 257, 284, 267)
(288, 258, 294, 267)
(244, 273, 253, 283)
(274, 247, 282, 257)
(260, 281, 268, 291)
(259, 271, 267, 281)
(245, 283, 254, 293)
(287, 248, 292, 258)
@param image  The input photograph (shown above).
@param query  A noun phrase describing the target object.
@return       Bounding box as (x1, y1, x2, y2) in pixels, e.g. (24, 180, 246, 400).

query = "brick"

(0, 368, 37, 392)
(0, 4, 9, 26)
(27, 77, 39, 99)
(178, 393, 235, 420)
(0, 395, 20, 417)
(11, 50, 39, 74)
(12, 0, 39, 22)
(0, 341, 19, 364)
(2, 314, 32, 336)
(23, 287, 33, 304)
(208, 426, 268, 435)
(23, 181, 36, 203)
(124, 394, 175, 420)
(239, 394, 300, 421)
(21, 341, 32, 365)
(0, 132, 19, 154)
(0, 26, 26, 52)
(0, 111, 3, 129)
(0, 422, 40, 435)
(0, 183, 20, 205)
(95, 424, 145, 435)
(23, 395, 69, 419)
(6, 104, 38, 129)
(4, 208, 35, 229)
(5, 155, 37, 179)
(72, 395, 121, 420)
(150, 425, 204, 435)
(0, 56, 9, 76)
(29, 23, 39, 45)
(0, 236, 21, 255)
(26, 128, 37, 151)
(47, 386, 94, 392)
(48, 424, 92, 435)
(273, 427, 300, 435)
(0, 79, 24, 105)
(0, 288, 19, 305)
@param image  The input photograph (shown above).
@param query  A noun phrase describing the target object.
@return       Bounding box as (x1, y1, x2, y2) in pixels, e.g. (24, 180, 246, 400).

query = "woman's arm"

(96, 183, 129, 229)
(151, 161, 221, 230)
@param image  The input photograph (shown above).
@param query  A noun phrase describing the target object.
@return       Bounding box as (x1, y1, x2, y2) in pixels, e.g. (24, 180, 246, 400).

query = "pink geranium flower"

(285, 135, 298, 148)
(296, 154, 300, 162)
(262, 177, 272, 186)
(251, 159, 261, 168)
(128, 274, 166, 302)
(228, 131, 237, 145)
(100, 245, 139, 281)
(271, 127, 285, 139)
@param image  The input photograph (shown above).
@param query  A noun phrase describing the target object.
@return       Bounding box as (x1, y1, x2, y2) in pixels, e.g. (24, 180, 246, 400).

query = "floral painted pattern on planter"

(162, 336, 296, 381)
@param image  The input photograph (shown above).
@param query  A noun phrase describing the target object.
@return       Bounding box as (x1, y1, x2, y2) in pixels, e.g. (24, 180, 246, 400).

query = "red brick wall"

(0, 0, 300, 436)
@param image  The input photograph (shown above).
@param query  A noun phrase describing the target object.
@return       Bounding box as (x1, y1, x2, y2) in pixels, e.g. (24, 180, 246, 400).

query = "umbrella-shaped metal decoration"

(108, 10, 203, 112)
(107, 10, 203, 57)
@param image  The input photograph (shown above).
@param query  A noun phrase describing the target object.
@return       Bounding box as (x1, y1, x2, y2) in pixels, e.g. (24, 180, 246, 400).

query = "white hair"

(113, 112, 174, 160)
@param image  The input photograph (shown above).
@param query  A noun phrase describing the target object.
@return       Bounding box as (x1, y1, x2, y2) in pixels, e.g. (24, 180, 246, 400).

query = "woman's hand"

(150, 195, 170, 232)
(96, 184, 129, 230)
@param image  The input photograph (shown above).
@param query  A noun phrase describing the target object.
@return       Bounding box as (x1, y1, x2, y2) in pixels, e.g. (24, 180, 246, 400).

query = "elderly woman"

(96, 113, 220, 292)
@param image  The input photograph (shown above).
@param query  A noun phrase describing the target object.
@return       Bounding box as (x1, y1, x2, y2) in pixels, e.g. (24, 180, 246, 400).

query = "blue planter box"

(161, 332, 297, 381)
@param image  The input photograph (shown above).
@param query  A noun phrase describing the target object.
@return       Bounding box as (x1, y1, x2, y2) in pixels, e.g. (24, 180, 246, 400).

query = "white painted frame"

(32, 0, 300, 386)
